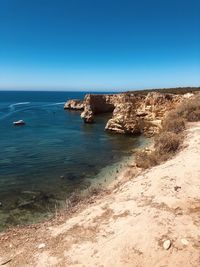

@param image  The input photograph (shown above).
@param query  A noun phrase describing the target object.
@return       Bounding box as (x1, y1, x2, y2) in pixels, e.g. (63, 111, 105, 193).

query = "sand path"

(0, 122, 200, 267)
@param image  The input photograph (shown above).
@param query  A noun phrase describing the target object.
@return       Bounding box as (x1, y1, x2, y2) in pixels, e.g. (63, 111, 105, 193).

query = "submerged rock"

(4, 191, 58, 227)
(16, 191, 56, 211)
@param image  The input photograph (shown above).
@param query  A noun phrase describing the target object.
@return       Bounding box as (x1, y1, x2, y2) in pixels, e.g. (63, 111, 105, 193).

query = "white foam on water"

(9, 102, 30, 111)
(0, 102, 31, 120)
(43, 102, 65, 107)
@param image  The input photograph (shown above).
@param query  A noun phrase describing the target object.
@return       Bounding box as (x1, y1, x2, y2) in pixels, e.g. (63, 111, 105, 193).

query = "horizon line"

(0, 85, 200, 93)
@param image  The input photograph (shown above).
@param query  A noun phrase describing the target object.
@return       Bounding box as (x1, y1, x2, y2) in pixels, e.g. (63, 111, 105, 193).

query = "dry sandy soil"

(0, 122, 200, 267)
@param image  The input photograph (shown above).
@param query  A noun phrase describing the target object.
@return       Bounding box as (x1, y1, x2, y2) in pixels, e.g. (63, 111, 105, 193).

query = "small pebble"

(174, 186, 181, 192)
(181, 238, 189, 246)
(38, 243, 46, 249)
(163, 240, 171, 250)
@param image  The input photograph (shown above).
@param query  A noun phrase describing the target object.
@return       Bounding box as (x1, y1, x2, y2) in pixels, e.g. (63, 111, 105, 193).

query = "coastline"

(90, 135, 150, 188)
(0, 134, 150, 231)
(0, 91, 144, 231)
(1, 122, 200, 266)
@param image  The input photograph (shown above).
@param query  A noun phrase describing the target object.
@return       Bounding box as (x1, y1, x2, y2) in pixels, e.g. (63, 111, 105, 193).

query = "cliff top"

(125, 86, 200, 95)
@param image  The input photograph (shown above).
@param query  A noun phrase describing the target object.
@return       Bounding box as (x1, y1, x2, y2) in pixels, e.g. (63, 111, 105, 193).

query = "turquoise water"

(0, 91, 146, 230)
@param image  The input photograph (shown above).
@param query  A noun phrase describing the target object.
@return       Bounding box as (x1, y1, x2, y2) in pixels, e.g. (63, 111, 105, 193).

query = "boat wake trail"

(43, 102, 65, 107)
(9, 102, 30, 111)
(0, 102, 31, 121)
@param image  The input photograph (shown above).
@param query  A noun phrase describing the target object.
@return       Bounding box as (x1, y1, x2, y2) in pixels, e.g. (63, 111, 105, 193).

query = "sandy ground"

(0, 122, 200, 267)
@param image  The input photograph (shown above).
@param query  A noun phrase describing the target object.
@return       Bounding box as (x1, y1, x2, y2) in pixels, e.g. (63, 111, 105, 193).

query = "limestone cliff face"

(80, 94, 116, 123)
(105, 94, 145, 134)
(65, 92, 183, 135)
(106, 92, 182, 135)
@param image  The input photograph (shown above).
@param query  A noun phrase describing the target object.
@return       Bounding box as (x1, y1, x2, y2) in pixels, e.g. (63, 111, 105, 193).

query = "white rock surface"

(163, 240, 171, 250)
(38, 243, 46, 249)
(181, 239, 189, 246)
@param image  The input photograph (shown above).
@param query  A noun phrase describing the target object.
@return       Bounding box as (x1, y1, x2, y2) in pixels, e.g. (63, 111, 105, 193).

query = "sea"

(0, 91, 147, 230)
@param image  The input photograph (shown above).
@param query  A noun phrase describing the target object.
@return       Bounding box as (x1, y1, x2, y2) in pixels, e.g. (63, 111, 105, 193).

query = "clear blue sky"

(0, 0, 199, 91)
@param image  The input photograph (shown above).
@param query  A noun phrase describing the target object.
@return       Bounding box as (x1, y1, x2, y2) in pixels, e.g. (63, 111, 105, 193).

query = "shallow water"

(0, 91, 147, 230)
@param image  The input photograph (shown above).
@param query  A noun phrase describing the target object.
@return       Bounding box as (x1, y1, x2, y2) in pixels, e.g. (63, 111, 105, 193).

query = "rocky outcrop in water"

(64, 99, 84, 110)
(65, 91, 184, 135)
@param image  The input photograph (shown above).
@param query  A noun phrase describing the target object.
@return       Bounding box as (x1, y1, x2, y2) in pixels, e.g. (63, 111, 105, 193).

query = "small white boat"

(13, 120, 26, 126)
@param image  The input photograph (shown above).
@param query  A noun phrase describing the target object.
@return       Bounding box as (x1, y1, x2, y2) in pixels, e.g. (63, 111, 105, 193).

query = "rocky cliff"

(80, 94, 119, 123)
(64, 92, 186, 135)
(105, 92, 181, 135)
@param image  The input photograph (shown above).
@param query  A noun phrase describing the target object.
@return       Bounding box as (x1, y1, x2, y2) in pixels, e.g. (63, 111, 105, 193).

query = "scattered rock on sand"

(181, 238, 189, 246)
(38, 243, 46, 249)
(174, 186, 181, 192)
(163, 240, 171, 250)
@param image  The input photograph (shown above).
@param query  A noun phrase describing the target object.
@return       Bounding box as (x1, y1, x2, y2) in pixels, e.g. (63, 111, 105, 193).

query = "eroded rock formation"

(64, 92, 184, 135)
(80, 94, 116, 123)
(106, 92, 182, 135)
(105, 94, 145, 134)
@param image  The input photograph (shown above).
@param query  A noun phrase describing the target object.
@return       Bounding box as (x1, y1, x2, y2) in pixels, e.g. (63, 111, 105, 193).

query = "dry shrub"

(68, 190, 83, 208)
(162, 111, 186, 133)
(155, 132, 181, 154)
(66, 185, 104, 209)
(135, 94, 200, 169)
(162, 94, 200, 133)
(86, 185, 103, 196)
(135, 150, 159, 169)
(176, 95, 200, 122)
(135, 132, 181, 169)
